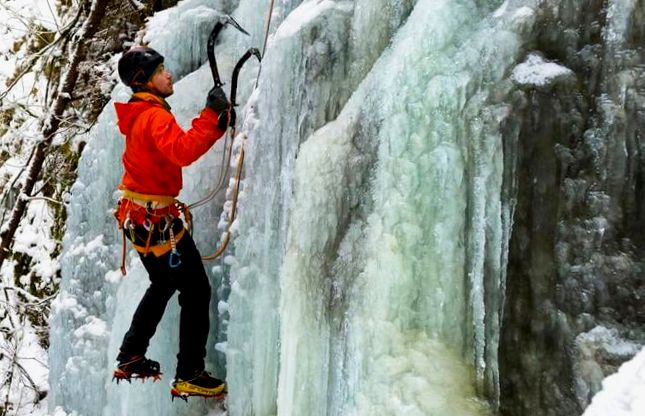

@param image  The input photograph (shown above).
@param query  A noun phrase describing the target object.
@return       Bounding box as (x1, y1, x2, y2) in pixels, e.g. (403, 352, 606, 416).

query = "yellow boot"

(170, 370, 226, 401)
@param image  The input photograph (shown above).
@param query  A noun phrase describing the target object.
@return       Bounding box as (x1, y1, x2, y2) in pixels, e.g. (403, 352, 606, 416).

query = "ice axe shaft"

(207, 15, 250, 88)
(230, 48, 262, 107)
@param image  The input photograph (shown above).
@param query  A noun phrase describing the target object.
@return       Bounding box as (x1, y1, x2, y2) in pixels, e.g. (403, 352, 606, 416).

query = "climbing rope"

(261, 0, 275, 58)
(256, 0, 275, 87)
(188, 131, 234, 210)
(201, 131, 246, 260)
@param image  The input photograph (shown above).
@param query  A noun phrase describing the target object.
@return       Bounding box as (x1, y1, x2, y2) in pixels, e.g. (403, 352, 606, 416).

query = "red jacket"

(114, 92, 226, 197)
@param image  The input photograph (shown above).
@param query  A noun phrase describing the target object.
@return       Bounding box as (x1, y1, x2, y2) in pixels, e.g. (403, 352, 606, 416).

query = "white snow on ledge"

(511, 53, 574, 86)
(582, 346, 645, 416)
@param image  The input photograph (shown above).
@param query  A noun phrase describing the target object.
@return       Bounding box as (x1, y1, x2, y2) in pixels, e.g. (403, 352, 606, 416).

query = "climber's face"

(147, 64, 174, 98)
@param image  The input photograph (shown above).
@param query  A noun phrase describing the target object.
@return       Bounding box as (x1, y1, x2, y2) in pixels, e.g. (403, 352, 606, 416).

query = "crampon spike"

(112, 369, 162, 385)
(171, 393, 188, 403)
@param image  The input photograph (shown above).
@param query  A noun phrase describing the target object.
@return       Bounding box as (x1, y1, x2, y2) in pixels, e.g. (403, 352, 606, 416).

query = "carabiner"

(169, 251, 182, 268)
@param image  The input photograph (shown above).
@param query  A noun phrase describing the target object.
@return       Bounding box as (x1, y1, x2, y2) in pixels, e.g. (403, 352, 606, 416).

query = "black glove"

(216, 107, 237, 130)
(206, 87, 230, 112)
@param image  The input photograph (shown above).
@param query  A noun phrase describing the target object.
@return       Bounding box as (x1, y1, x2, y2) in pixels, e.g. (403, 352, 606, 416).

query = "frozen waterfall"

(48, 0, 645, 415)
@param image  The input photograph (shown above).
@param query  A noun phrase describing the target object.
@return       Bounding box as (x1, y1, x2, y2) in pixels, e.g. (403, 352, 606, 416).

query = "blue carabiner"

(169, 251, 182, 268)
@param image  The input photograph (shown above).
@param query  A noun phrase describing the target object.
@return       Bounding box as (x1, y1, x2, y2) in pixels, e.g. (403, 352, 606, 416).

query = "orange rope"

(202, 132, 246, 260)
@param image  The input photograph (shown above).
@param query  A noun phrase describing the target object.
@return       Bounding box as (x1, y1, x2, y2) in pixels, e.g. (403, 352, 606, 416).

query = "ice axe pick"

(207, 15, 250, 89)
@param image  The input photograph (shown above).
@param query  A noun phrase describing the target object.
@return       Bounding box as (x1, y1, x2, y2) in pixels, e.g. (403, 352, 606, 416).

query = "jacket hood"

(114, 93, 169, 136)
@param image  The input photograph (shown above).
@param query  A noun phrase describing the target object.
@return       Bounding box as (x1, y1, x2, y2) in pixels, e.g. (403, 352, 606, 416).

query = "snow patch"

(493, 0, 509, 17)
(583, 346, 645, 416)
(104, 269, 124, 284)
(274, 0, 344, 39)
(50, 292, 87, 320)
(511, 53, 574, 86)
(577, 326, 641, 358)
(51, 406, 79, 416)
(67, 234, 106, 257)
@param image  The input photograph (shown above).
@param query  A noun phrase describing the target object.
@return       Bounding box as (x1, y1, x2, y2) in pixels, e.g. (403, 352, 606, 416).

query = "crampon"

(112, 355, 162, 383)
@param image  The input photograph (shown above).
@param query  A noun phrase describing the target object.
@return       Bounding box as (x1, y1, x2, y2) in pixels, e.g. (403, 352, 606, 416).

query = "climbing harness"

(115, 190, 192, 275)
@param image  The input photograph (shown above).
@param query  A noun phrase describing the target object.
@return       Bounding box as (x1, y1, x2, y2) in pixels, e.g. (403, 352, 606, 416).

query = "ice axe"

(223, 47, 261, 131)
(230, 48, 261, 107)
(207, 15, 250, 89)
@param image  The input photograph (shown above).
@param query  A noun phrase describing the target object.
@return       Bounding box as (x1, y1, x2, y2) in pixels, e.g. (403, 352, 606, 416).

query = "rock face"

(500, 1, 645, 415)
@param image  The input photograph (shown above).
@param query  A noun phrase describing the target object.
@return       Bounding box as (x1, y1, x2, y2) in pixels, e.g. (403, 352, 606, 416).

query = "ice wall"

(226, 0, 645, 415)
(226, 0, 532, 414)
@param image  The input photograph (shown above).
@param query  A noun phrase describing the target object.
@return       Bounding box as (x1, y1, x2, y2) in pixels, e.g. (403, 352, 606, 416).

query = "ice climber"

(111, 45, 231, 400)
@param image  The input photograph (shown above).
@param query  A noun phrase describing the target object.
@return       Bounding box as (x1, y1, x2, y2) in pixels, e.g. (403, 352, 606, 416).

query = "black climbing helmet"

(118, 46, 164, 88)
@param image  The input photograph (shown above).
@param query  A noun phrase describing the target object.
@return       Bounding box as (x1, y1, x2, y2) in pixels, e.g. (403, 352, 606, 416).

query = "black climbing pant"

(118, 228, 211, 378)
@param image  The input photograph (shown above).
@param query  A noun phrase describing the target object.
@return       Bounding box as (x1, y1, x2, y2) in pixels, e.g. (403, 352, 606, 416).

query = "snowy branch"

(0, 5, 85, 101)
(0, 0, 110, 268)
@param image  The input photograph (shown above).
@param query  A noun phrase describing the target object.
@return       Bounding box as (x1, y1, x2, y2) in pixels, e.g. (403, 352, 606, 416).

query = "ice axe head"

(208, 15, 250, 88)
(249, 47, 262, 61)
(218, 15, 250, 36)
